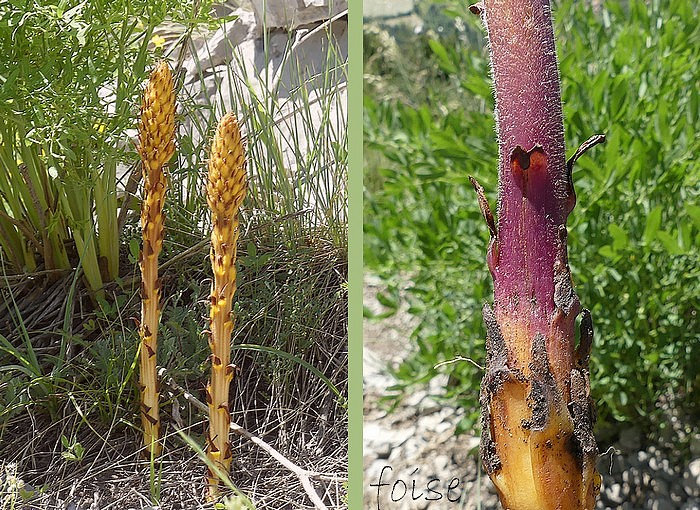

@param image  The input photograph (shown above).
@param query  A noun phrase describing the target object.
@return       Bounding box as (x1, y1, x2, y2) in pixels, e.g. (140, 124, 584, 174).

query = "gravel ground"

(363, 275, 700, 509)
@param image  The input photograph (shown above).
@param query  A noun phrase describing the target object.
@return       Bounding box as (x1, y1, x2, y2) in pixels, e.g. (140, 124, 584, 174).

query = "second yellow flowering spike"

(205, 113, 247, 499)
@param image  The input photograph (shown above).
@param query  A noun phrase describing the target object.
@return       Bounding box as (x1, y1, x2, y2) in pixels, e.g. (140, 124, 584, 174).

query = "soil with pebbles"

(363, 275, 700, 509)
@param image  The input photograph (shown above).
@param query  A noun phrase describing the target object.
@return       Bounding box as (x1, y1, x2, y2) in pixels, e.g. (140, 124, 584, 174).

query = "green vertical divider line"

(347, 0, 363, 507)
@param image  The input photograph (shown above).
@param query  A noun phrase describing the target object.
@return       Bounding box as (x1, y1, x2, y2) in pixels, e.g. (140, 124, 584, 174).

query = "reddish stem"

(484, 0, 570, 331)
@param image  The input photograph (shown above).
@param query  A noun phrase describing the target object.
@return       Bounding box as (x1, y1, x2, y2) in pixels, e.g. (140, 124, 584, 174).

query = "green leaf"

(686, 204, 700, 229)
(427, 39, 457, 75)
(656, 230, 683, 255)
(376, 291, 398, 310)
(598, 245, 617, 259)
(129, 238, 139, 263)
(644, 206, 662, 244)
(216, 14, 239, 24)
(610, 75, 628, 120)
(363, 305, 395, 320)
(645, 351, 659, 364)
(608, 268, 623, 282)
(19, 487, 37, 500)
(679, 222, 692, 250)
(441, 301, 457, 321)
(655, 97, 671, 145)
(73, 442, 85, 459)
(61, 451, 78, 461)
(461, 75, 492, 100)
(608, 223, 629, 250)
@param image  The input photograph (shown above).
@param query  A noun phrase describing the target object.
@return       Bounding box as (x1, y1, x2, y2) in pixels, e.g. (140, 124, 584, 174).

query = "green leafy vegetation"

(364, 0, 699, 444)
(0, 0, 209, 292)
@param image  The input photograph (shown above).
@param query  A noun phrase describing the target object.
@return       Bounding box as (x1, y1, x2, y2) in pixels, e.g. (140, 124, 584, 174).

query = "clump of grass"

(0, 0, 202, 294)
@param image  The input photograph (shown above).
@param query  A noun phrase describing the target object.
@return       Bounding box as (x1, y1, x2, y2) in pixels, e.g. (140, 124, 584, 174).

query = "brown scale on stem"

(137, 61, 176, 458)
(205, 112, 247, 500)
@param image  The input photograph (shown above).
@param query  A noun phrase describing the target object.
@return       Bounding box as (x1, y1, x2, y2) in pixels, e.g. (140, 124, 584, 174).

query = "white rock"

(605, 482, 625, 505)
(462, 435, 480, 454)
(682, 499, 700, 510)
(249, 0, 347, 30)
(364, 0, 415, 18)
(690, 459, 700, 479)
(431, 454, 450, 475)
(685, 459, 700, 497)
(363, 421, 414, 458)
(184, 8, 259, 80)
(434, 418, 452, 435)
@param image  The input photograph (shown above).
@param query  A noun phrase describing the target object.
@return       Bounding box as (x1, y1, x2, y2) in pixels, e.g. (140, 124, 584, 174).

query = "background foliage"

(364, 0, 699, 447)
(0, 0, 216, 291)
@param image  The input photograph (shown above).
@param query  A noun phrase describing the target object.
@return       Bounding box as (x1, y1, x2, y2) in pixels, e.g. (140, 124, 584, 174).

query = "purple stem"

(483, 0, 569, 330)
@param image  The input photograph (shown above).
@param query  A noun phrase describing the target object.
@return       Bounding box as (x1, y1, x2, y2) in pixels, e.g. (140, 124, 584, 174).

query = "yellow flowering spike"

(205, 113, 247, 499)
(137, 61, 175, 458)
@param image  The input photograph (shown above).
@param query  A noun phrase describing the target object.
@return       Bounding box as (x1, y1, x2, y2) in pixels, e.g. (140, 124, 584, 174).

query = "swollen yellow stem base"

(479, 307, 600, 510)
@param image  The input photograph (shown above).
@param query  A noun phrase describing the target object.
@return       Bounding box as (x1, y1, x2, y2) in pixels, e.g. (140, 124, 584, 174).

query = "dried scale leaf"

(205, 113, 247, 499)
(470, 1, 602, 508)
(137, 61, 176, 458)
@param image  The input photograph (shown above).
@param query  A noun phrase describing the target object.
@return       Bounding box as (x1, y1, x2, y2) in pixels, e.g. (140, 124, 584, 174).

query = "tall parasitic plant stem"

(205, 113, 247, 499)
(469, 1, 604, 508)
(137, 61, 176, 458)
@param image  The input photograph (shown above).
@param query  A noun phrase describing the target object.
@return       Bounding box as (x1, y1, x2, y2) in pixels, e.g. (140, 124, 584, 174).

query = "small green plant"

(215, 497, 256, 510)
(59, 435, 85, 462)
